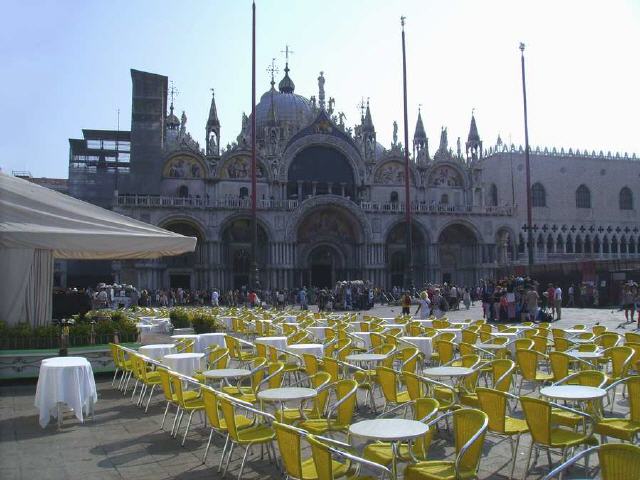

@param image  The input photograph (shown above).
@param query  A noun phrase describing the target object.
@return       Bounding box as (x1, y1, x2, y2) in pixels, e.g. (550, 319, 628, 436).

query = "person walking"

(525, 286, 540, 323)
(401, 291, 412, 316)
(622, 285, 635, 323)
(415, 291, 431, 319)
(554, 284, 563, 320)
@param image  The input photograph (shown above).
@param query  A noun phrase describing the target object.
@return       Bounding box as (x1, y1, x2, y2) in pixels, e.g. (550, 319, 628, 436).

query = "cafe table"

(34, 357, 97, 428)
(257, 387, 317, 416)
(350, 418, 427, 479)
(202, 368, 251, 388)
(287, 343, 324, 358)
(138, 343, 176, 361)
(163, 353, 205, 376)
(255, 336, 288, 351)
(422, 366, 474, 379)
(197, 333, 227, 352)
(399, 336, 433, 359)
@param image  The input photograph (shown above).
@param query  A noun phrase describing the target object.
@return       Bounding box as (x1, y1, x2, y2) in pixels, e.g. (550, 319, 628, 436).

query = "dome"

(254, 86, 313, 132)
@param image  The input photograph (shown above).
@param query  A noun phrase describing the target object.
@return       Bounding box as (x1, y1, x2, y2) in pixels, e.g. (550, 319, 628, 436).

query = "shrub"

(170, 309, 192, 329)
(191, 312, 218, 334)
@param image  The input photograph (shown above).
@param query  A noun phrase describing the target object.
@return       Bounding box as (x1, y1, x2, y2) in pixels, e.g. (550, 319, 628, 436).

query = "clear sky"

(1, 0, 638, 178)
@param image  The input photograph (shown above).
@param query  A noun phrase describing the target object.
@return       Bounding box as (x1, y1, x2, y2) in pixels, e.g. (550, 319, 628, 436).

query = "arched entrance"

(438, 223, 478, 286)
(296, 206, 362, 287)
(385, 222, 427, 288)
(162, 220, 204, 289)
(308, 245, 342, 288)
(221, 218, 268, 289)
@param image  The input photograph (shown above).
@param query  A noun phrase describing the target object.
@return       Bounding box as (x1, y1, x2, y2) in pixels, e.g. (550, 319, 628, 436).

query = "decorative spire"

(166, 80, 180, 130)
(465, 110, 483, 161)
(266, 58, 279, 89)
(413, 108, 426, 141)
(206, 89, 220, 129)
(278, 45, 295, 94)
(362, 99, 375, 133)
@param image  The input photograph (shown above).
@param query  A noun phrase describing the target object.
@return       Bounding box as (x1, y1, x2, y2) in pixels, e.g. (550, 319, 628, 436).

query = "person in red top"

(248, 291, 257, 308)
(546, 284, 556, 318)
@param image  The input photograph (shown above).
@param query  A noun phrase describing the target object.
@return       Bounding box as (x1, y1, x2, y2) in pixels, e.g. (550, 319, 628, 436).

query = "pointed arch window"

(620, 187, 633, 210)
(576, 185, 591, 209)
(532, 183, 546, 207)
(178, 185, 189, 198)
(488, 184, 498, 206)
(390, 191, 399, 203)
(239, 187, 249, 199)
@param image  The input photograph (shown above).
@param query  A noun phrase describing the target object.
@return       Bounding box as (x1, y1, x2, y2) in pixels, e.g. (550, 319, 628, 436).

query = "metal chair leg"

(181, 411, 195, 446)
(238, 445, 251, 480)
(203, 429, 214, 464)
(510, 434, 521, 479)
(218, 435, 230, 472)
(160, 402, 171, 430)
(223, 443, 235, 476)
(523, 441, 534, 480)
(144, 385, 156, 412)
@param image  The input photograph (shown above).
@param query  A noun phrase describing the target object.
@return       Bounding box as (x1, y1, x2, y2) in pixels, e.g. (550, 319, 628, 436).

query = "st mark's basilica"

(56, 61, 640, 291)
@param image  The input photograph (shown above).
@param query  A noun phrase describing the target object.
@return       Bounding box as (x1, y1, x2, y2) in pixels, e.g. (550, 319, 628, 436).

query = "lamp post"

(520, 43, 534, 269)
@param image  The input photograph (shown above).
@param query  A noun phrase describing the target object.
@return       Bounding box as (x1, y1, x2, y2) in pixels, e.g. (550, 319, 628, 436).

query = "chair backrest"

(169, 371, 194, 406)
(310, 372, 332, 415)
(452, 409, 488, 476)
(597, 333, 621, 349)
(514, 338, 534, 351)
(218, 394, 242, 441)
(625, 343, 640, 371)
(625, 332, 640, 344)
(263, 361, 285, 389)
(370, 332, 386, 348)
(553, 337, 573, 352)
(605, 346, 633, 378)
(520, 396, 552, 445)
(303, 353, 321, 376)
(322, 356, 341, 381)
(249, 357, 268, 390)
(461, 329, 479, 345)
(551, 328, 566, 340)
(437, 332, 456, 343)
(476, 387, 510, 433)
(255, 342, 267, 358)
(413, 398, 439, 459)
(399, 347, 421, 373)
(224, 335, 241, 360)
(307, 435, 344, 480)
(157, 367, 173, 402)
(516, 349, 546, 381)
(334, 379, 358, 425)
(273, 421, 307, 479)
(208, 347, 229, 369)
(549, 351, 573, 381)
(531, 335, 548, 353)
(489, 358, 515, 392)
(592, 325, 607, 337)
(598, 443, 640, 480)
(376, 366, 402, 403)
(459, 354, 480, 368)
(201, 386, 223, 429)
(566, 370, 606, 388)
(459, 342, 475, 357)
(403, 371, 425, 400)
(435, 340, 455, 364)
(108, 343, 119, 366)
(624, 375, 640, 423)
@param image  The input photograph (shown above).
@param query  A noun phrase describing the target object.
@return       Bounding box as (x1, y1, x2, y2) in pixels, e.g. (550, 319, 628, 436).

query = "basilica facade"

(63, 66, 640, 292)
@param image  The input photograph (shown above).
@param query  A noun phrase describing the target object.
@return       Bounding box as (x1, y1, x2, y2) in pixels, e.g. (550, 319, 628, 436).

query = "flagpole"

(251, 1, 260, 290)
(401, 16, 414, 290)
(520, 42, 534, 269)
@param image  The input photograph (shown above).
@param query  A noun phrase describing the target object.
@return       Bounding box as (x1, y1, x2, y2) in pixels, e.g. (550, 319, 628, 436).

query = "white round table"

(540, 385, 607, 402)
(307, 326, 329, 341)
(139, 344, 176, 361)
(350, 419, 428, 478)
(568, 351, 603, 360)
(565, 329, 588, 335)
(258, 387, 317, 415)
(345, 353, 388, 365)
(255, 336, 288, 351)
(171, 334, 199, 342)
(35, 357, 97, 428)
(220, 317, 234, 330)
(163, 353, 204, 376)
(197, 333, 227, 352)
(422, 366, 474, 378)
(203, 368, 252, 379)
(351, 332, 372, 349)
(382, 323, 405, 331)
(287, 343, 324, 358)
(400, 337, 433, 359)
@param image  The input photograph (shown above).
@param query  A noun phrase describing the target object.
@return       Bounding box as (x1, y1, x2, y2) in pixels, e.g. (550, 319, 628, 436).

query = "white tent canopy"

(0, 172, 197, 326)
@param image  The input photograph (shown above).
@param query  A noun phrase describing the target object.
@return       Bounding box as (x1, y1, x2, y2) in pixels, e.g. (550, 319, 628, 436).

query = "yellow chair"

(404, 408, 488, 480)
(307, 433, 392, 480)
(108, 343, 123, 387)
(516, 349, 553, 394)
(298, 379, 358, 435)
(602, 346, 634, 410)
(476, 387, 528, 479)
(225, 335, 256, 364)
(275, 372, 332, 424)
(157, 367, 180, 432)
(595, 333, 621, 349)
(549, 370, 606, 429)
(625, 332, 640, 344)
(520, 395, 597, 478)
(552, 337, 575, 352)
(131, 354, 162, 411)
(376, 366, 411, 414)
(274, 422, 350, 480)
(221, 356, 267, 401)
(169, 371, 205, 445)
(404, 371, 458, 413)
(201, 386, 252, 468)
(595, 375, 640, 442)
(592, 325, 607, 337)
(303, 353, 323, 376)
(531, 335, 550, 354)
(364, 398, 439, 467)
(434, 340, 456, 365)
(543, 443, 640, 480)
(219, 394, 277, 480)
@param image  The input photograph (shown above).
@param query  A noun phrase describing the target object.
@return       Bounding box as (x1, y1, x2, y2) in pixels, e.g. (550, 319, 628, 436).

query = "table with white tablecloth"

(351, 332, 372, 349)
(399, 336, 433, 359)
(307, 326, 330, 341)
(163, 353, 204, 376)
(139, 344, 176, 361)
(34, 357, 97, 428)
(255, 336, 288, 351)
(197, 333, 227, 352)
(287, 343, 324, 358)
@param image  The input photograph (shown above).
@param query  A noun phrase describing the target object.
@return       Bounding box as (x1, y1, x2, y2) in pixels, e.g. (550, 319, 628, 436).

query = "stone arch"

(602, 235, 610, 254)
(556, 234, 565, 253)
(566, 234, 574, 253)
(373, 159, 418, 186)
(437, 222, 480, 286)
(436, 219, 483, 245)
(495, 226, 516, 264)
(584, 234, 592, 254)
(219, 215, 271, 289)
(620, 235, 628, 254)
(384, 219, 430, 287)
(281, 134, 363, 185)
(217, 151, 270, 181)
(426, 162, 468, 189)
(536, 233, 545, 256)
(546, 234, 555, 254)
(629, 235, 636, 254)
(611, 235, 619, 254)
(593, 235, 601, 254)
(285, 195, 372, 243)
(575, 235, 583, 254)
(162, 152, 207, 179)
(158, 217, 207, 287)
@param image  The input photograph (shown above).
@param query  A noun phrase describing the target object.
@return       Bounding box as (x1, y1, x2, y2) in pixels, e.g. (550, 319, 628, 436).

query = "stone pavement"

(0, 304, 635, 480)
